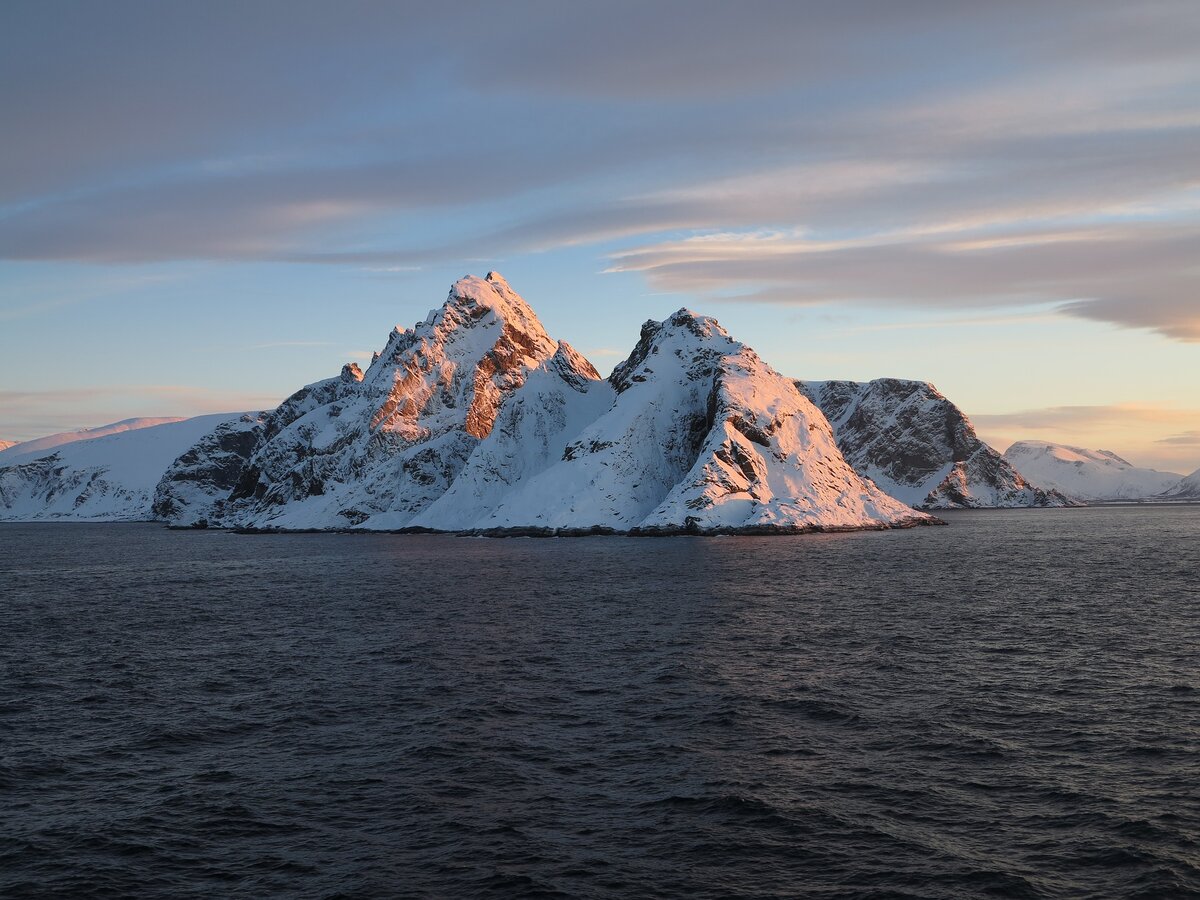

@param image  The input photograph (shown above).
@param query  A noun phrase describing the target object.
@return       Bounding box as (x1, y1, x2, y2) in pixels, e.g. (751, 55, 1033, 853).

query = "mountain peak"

(449, 272, 527, 310)
(550, 340, 602, 387)
(609, 308, 741, 393)
(357, 275, 563, 441)
(664, 308, 732, 341)
(1166, 466, 1200, 499)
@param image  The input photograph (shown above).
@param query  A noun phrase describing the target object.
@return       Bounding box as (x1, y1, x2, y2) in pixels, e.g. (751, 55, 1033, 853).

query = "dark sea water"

(1, 506, 1198, 899)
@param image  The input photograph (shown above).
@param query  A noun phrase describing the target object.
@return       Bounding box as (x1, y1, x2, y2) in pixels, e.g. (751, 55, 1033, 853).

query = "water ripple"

(1, 505, 1198, 897)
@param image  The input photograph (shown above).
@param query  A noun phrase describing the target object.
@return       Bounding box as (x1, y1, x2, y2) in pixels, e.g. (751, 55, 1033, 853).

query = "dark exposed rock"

(798, 378, 1073, 509)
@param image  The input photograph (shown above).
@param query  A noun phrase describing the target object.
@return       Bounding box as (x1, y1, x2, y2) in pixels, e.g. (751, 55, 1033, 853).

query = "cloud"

(0, 155, 589, 262)
(607, 221, 1200, 341)
(972, 404, 1200, 432)
(2, 1, 1199, 343)
(1156, 430, 1200, 445)
(455, 1, 1200, 99)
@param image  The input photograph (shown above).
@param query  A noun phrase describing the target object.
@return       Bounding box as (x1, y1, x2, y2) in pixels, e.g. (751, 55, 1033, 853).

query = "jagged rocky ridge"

(799, 379, 1072, 509)
(1002, 441, 1184, 502)
(153, 273, 934, 534)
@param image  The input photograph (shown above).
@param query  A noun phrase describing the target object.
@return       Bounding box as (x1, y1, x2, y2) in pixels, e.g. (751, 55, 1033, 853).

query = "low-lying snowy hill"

(1002, 442, 1183, 502)
(0, 414, 248, 521)
(799, 378, 1070, 509)
(154, 273, 933, 534)
(0, 417, 186, 463)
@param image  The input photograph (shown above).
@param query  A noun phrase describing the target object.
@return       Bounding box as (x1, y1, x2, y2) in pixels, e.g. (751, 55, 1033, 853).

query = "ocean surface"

(1, 506, 1198, 899)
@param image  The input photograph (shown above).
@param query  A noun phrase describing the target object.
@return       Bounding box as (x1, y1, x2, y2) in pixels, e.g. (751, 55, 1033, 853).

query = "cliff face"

(151, 414, 268, 525)
(799, 378, 1071, 509)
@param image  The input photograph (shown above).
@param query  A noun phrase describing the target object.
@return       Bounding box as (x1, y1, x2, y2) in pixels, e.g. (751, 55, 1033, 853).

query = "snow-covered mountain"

(154, 273, 933, 534)
(0, 417, 186, 463)
(0, 414, 247, 521)
(1164, 466, 1200, 500)
(799, 378, 1071, 509)
(160, 273, 594, 530)
(1003, 442, 1183, 502)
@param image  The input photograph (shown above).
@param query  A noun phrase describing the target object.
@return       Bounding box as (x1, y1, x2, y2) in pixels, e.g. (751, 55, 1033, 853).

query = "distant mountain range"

(2, 274, 1195, 529)
(1002, 442, 1184, 502)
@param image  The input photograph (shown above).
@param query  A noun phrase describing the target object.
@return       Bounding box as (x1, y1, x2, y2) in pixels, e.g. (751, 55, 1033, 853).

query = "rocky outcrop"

(799, 378, 1071, 509)
(151, 414, 268, 526)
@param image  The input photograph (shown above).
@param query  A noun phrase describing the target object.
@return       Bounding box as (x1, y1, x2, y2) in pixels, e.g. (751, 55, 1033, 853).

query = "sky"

(1, 1, 1197, 472)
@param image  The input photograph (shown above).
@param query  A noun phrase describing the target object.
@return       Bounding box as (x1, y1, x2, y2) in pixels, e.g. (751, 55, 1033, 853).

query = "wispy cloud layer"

(2, 2, 1198, 341)
(1157, 430, 1200, 446)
